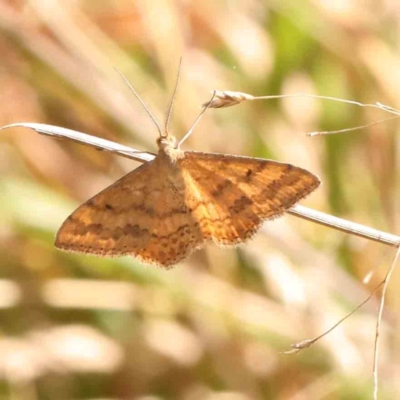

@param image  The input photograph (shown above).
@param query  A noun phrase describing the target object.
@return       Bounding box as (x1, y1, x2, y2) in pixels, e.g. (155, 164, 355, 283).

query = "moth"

(55, 70, 320, 268)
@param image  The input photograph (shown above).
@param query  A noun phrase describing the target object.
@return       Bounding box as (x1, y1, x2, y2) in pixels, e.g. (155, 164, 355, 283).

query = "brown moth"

(55, 70, 320, 268)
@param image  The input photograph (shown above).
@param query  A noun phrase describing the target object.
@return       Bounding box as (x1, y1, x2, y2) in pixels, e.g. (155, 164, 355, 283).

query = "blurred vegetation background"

(0, 0, 400, 399)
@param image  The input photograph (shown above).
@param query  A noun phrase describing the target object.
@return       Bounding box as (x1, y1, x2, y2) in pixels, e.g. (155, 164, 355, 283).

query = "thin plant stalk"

(2, 122, 400, 249)
(373, 246, 400, 400)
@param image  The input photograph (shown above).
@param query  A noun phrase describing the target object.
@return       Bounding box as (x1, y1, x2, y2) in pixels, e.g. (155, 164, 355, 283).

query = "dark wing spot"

(231, 196, 253, 213)
(211, 179, 232, 197)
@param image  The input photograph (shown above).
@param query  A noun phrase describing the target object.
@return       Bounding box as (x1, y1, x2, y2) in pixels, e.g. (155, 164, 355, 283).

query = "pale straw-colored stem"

(308, 115, 400, 137)
(288, 205, 400, 247)
(373, 246, 400, 400)
(252, 94, 400, 115)
(2, 123, 400, 248)
(284, 280, 385, 354)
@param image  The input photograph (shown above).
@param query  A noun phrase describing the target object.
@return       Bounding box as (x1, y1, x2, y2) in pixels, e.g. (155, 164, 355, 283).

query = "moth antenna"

(164, 58, 182, 137)
(178, 90, 217, 148)
(115, 68, 163, 137)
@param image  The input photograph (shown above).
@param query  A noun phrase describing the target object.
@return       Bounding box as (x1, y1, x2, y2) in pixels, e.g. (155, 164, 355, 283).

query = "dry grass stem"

(284, 280, 384, 355)
(373, 246, 400, 400)
(308, 115, 400, 137)
(284, 245, 400, 400)
(202, 91, 400, 114)
(2, 123, 399, 250)
(288, 205, 400, 247)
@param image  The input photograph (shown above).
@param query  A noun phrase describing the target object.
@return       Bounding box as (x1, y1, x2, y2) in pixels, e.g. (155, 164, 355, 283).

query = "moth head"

(157, 133, 177, 149)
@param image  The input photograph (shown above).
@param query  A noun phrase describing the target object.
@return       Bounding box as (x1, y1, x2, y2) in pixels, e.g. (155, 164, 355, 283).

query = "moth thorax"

(157, 135, 184, 163)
